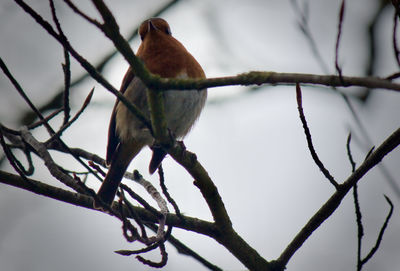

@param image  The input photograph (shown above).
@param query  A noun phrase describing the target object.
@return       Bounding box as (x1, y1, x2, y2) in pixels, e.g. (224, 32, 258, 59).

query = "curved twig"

(276, 127, 400, 268)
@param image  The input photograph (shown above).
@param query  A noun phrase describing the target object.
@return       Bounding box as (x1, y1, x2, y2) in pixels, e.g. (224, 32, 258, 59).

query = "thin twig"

(46, 88, 94, 143)
(0, 126, 34, 181)
(1, 55, 103, 182)
(62, 48, 71, 125)
(393, 9, 400, 68)
(120, 183, 161, 218)
(341, 91, 400, 199)
(10, 3, 400, 94)
(118, 194, 140, 243)
(346, 133, 356, 172)
(347, 133, 364, 271)
(360, 195, 394, 266)
(296, 83, 339, 188)
(0, 57, 54, 136)
(291, 0, 400, 199)
(392, 0, 400, 18)
(290, 0, 330, 73)
(353, 183, 363, 271)
(28, 108, 63, 130)
(131, 170, 168, 244)
(276, 127, 400, 268)
(88, 160, 107, 176)
(335, 0, 345, 79)
(386, 72, 400, 80)
(136, 242, 168, 268)
(158, 164, 182, 218)
(20, 127, 83, 192)
(121, 193, 148, 240)
(145, 223, 223, 271)
(19, 0, 180, 125)
(14, 0, 151, 130)
(115, 241, 160, 256)
(49, 0, 71, 125)
(62, 0, 102, 27)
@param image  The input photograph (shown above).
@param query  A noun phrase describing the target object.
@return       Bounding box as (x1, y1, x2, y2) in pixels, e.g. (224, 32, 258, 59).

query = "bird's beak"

(147, 20, 158, 32)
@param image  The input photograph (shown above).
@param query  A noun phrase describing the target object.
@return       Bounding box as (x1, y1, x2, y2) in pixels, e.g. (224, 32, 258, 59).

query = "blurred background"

(0, 0, 399, 270)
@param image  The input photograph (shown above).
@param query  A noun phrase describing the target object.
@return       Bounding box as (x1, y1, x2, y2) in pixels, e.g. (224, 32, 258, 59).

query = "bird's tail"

(149, 146, 167, 174)
(95, 142, 143, 208)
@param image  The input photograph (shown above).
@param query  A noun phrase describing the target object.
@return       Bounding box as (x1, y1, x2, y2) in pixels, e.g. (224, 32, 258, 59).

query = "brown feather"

(106, 67, 136, 165)
(96, 18, 207, 207)
(98, 140, 144, 206)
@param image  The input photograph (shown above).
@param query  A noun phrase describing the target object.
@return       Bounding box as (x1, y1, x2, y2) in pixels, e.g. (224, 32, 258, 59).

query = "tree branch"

(0, 169, 218, 236)
(296, 83, 339, 188)
(19, 0, 180, 125)
(276, 127, 400, 268)
(145, 72, 400, 92)
(334, 0, 345, 79)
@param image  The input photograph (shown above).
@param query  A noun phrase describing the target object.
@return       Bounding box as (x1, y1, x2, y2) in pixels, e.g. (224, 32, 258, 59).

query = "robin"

(96, 18, 207, 206)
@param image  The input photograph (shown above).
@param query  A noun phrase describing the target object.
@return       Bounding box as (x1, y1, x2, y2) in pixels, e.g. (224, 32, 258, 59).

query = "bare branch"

(296, 83, 339, 188)
(0, 126, 34, 179)
(46, 88, 94, 143)
(1, 55, 103, 182)
(145, 223, 223, 271)
(346, 133, 356, 172)
(335, 0, 345, 79)
(7, 1, 399, 270)
(277, 126, 400, 268)
(393, 9, 400, 68)
(353, 183, 364, 271)
(360, 195, 394, 266)
(130, 171, 168, 244)
(62, 50, 71, 124)
(158, 164, 182, 218)
(392, 0, 400, 18)
(120, 191, 148, 240)
(0, 57, 55, 136)
(348, 133, 364, 271)
(0, 169, 218, 236)
(20, 127, 83, 192)
(290, 0, 330, 73)
(62, 0, 102, 27)
(136, 242, 168, 268)
(149, 72, 400, 92)
(14, 0, 151, 131)
(48, 0, 71, 125)
(28, 108, 64, 130)
(19, 0, 181, 125)
(0, 169, 221, 270)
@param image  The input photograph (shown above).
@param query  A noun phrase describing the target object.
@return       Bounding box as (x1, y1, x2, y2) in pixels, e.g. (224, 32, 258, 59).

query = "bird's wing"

(106, 67, 135, 165)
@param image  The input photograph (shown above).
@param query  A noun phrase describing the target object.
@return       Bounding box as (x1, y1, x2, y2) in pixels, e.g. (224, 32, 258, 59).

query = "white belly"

(115, 76, 207, 145)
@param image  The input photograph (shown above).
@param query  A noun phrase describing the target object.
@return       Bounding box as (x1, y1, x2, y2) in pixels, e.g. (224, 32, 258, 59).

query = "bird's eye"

(165, 27, 172, 35)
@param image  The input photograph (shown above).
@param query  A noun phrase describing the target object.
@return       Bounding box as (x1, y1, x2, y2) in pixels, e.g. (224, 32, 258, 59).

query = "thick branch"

(135, 82, 271, 269)
(146, 89, 170, 144)
(165, 142, 271, 271)
(90, 0, 152, 84)
(80, 2, 400, 94)
(146, 72, 400, 92)
(0, 170, 217, 236)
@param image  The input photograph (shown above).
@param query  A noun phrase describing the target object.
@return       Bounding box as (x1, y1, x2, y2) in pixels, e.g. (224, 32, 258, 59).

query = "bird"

(95, 18, 207, 207)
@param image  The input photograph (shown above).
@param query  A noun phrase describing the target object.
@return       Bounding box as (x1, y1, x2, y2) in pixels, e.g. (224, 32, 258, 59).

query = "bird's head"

(139, 18, 172, 41)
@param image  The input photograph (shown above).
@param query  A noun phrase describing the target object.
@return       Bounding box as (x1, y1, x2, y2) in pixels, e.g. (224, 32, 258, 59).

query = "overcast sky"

(1, 0, 400, 270)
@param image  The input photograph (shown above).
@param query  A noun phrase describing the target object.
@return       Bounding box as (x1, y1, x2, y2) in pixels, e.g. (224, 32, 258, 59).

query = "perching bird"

(96, 18, 207, 206)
